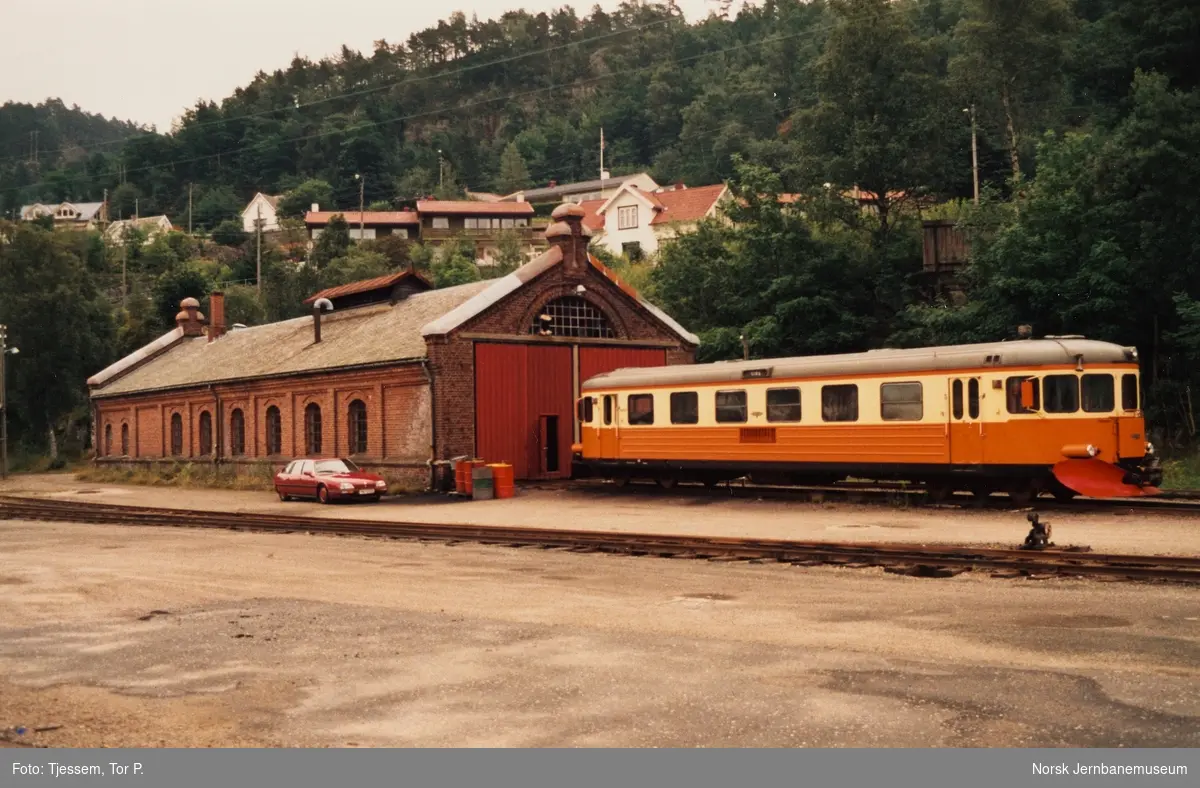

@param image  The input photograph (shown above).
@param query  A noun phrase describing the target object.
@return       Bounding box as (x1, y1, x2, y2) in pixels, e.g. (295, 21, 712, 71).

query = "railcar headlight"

(340, 482, 355, 491)
(1145, 442, 1155, 456)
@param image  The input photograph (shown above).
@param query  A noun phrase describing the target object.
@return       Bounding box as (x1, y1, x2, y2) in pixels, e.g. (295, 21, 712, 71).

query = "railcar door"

(598, 394, 619, 459)
(948, 377, 984, 466)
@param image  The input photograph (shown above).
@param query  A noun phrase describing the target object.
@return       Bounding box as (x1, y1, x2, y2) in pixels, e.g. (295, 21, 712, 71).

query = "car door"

(279, 461, 297, 496)
(299, 460, 318, 498)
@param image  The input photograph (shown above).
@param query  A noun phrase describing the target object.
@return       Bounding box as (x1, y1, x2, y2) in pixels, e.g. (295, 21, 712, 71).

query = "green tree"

(0, 222, 116, 456)
(219, 284, 266, 327)
(494, 142, 532, 195)
(152, 262, 215, 328)
(430, 240, 481, 288)
(311, 214, 351, 267)
(192, 186, 243, 230)
(278, 179, 334, 218)
(211, 219, 248, 247)
(796, 0, 952, 237)
(950, 0, 1077, 183)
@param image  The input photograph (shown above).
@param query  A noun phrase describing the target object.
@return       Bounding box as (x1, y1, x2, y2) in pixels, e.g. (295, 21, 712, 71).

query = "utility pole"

(102, 188, 108, 224)
(134, 197, 139, 221)
(437, 149, 444, 192)
(255, 203, 263, 295)
(356, 174, 365, 238)
(599, 127, 605, 181)
(188, 184, 194, 234)
(965, 104, 980, 205)
(0, 324, 18, 481)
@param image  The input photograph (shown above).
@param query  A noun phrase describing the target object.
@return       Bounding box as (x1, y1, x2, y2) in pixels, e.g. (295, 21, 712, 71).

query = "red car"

(275, 458, 388, 504)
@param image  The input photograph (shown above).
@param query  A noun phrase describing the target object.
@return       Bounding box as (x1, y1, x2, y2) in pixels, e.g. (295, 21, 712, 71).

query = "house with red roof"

(580, 182, 730, 261)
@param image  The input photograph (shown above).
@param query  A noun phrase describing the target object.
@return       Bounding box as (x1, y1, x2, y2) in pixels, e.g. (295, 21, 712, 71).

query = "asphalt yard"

(0, 476, 1198, 747)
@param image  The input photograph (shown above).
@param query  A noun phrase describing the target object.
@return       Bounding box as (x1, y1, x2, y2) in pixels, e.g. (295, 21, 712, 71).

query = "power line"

(0, 17, 678, 166)
(2, 19, 859, 198)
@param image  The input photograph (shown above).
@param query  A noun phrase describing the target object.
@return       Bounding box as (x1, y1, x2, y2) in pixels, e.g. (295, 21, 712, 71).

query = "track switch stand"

(1022, 512, 1054, 550)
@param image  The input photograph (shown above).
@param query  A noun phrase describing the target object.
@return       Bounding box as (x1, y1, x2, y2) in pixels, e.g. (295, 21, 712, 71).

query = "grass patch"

(1161, 454, 1200, 490)
(75, 462, 275, 492)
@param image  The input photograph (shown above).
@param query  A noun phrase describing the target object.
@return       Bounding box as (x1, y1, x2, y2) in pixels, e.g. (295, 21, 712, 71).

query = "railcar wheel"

(277, 490, 290, 502)
(924, 482, 952, 504)
(968, 484, 994, 507)
(656, 477, 677, 490)
(611, 475, 631, 488)
(1007, 484, 1036, 508)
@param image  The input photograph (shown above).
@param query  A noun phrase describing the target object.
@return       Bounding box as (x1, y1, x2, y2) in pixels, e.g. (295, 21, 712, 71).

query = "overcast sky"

(4, 0, 733, 131)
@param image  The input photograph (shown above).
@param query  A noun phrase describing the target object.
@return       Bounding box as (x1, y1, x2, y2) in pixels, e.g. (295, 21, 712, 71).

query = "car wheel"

(317, 485, 329, 504)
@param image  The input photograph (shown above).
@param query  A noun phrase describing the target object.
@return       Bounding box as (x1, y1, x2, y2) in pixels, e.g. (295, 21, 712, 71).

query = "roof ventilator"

(312, 297, 333, 344)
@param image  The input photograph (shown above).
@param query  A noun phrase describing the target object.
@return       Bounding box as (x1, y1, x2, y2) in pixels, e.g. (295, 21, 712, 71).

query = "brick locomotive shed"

(87, 204, 698, 488)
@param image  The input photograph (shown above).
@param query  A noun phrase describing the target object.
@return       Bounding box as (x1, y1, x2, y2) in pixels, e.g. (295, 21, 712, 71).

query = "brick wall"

(427, 221, 696, 487)
(94, 364, 432, 487)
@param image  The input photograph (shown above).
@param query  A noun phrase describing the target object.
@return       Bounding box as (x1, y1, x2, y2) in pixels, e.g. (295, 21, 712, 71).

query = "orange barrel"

(454, 461, 467, 494)
(489, 463, 515, 499)
(463, 459, 486, 495)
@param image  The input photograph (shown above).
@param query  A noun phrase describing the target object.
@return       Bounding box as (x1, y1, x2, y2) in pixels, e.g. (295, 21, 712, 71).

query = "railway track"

(3, 495, 1200, 585)
(559, 478, 1200, 515)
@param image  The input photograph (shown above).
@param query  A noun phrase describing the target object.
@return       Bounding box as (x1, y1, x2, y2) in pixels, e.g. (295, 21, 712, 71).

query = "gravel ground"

(0, 513, 1198, 748)
(3, 472, 1200, 556)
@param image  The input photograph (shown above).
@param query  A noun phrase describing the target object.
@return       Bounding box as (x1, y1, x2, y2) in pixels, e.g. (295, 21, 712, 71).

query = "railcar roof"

(581, 339, 1137, 390)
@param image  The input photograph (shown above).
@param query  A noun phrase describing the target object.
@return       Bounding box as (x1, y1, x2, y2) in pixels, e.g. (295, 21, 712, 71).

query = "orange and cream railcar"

(572, 338, 1163, 502)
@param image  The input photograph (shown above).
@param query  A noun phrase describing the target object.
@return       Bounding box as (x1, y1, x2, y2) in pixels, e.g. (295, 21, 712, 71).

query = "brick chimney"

(175, 297, 206, 337)
(207, 291, 226, 342)
(546, 202, 590, 275)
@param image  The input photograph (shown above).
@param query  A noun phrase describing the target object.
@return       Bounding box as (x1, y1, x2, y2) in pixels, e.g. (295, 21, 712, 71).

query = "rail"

(2, 495, 1198, 585)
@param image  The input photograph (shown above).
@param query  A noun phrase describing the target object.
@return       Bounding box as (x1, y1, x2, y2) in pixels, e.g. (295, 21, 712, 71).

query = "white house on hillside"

(104, 215, 173, 245)
(18, 201, 107, 229)
(580, 182, 730, 261)
(241, 193, 281, 233)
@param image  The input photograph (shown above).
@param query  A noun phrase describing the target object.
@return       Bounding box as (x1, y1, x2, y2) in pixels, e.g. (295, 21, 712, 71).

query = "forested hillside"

(5, 0, 1192, 220)
(2, 0, 1200, 463)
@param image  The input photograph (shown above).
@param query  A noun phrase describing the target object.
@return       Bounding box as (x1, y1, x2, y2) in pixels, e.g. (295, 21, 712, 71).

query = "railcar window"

(715, 390, 748, 423)
(1005, 377, 1040, 413)
(952, 380, 964, 420)
(670, 392, 699, 424)
(603, 395, 613, 426)
(1081, 374, 1115, 413)
(880, 382, 923, 421)
(578, 397, 594, 424)
(766, 388, 801, 422)
(628, 394, 654, 425)
(821, 384, 859, 422)
(1122, 374, 1139, 411)
(968, 379, 980, 419)
(1043, 375, 1080, 413)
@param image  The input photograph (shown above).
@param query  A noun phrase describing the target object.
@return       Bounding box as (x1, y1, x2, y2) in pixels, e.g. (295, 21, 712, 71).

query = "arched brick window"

(229, 409, 245, 456)
(120, 424, 129, 456)
(198, 411, 213, 456)
(170, 413, 183, 456)
(530, 296, 614, 338)
(304, 403, 322, 455)
(265, 406, 282, 455)
(104, 424, 112, 456)
(348, 399, 368, 455)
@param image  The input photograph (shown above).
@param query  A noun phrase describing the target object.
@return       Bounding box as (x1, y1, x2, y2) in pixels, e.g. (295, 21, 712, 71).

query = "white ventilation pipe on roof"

(312, 297, 333, 344)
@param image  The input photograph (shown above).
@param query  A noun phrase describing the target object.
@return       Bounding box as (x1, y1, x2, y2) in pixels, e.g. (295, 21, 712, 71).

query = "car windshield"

(315, 459, 358, 474)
